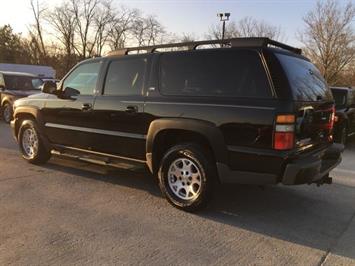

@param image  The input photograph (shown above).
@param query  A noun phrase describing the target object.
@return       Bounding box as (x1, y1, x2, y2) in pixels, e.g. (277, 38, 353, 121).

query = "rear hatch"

(276, 53, 335, 151)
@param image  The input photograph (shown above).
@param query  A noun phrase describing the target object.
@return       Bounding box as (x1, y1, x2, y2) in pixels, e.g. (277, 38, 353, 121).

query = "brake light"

(327, 106, 335, 130)
(273, 115, 295, 150)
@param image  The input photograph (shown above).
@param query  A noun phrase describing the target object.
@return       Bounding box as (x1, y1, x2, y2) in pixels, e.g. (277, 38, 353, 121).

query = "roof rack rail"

(107, 37, 302, 56)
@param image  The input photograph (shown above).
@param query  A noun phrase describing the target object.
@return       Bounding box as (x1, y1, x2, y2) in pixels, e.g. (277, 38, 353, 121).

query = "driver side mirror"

(62, 87, 80, 99)
(41, 81, 57, 94)
(0, 85, 5, 91)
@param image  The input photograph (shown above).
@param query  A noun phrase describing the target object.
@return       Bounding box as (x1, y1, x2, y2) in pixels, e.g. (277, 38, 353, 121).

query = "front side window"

(159, 49, 272, 98)
(103, 57, 146, 96)
(63, 62, 101, 95)
(4, 75, 43, 90)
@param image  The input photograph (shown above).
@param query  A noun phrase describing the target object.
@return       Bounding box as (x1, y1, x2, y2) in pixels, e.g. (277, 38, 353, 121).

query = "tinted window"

(276, 53, 332, 102)
(63, 62, 101, 95)
(160, 50, 271, 98)
(331, 89, 347, 108)
(104, 57, 146, 96)
(4, 75, 43, 90)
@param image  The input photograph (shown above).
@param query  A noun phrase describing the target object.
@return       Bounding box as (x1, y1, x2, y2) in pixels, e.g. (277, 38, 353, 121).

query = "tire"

(2, 102, 13, 123)
(158, 143, 216, 212)
(18, 119, 51, 164)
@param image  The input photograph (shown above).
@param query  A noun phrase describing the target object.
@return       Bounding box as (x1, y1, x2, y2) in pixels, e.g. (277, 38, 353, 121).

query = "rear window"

(276, 53, 332, 102)
(4, 75, 43, 90)
(159, 49, 272, 98)
(331, 89, 347, 108)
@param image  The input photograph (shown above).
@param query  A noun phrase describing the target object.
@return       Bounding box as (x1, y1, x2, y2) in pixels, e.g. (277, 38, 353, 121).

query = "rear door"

(90, 55, 149, 161)
(276, 53, 335, 150)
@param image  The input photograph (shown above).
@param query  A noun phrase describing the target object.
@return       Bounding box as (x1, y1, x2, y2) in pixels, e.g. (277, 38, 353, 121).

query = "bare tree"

(131, 15, 165, 47)
(299, 0, 355, 85)
(107, 7, 138, 50)
(93, 0, 114, 56)
(48, 2, 76, 68)
(206, 21, 239, 40)
(206, 17, 283, 42)
(70, 0, 99, 58)
(29, 0, 47, 61)
(144, 15, 165, 46)
(238, 17, 284, 40)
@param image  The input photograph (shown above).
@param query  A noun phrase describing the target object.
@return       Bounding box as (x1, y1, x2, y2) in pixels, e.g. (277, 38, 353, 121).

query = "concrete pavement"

(0, 122, 354, 265)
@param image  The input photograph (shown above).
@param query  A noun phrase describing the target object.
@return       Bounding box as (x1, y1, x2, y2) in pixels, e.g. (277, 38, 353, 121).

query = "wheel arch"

(146, 118, 228, 175)
(12, 107, 50, 151)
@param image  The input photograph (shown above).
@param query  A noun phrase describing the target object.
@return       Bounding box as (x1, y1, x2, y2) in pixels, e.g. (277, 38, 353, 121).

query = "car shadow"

(41, 155, 355, 261)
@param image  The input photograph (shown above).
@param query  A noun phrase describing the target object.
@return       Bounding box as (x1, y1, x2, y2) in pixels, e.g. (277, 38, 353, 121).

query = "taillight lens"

(328, 106, 335, 130)
(274, 115, 295, 150)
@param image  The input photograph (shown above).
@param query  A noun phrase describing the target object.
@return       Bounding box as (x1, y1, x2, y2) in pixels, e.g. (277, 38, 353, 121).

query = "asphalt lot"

(0, 122, 355, 265)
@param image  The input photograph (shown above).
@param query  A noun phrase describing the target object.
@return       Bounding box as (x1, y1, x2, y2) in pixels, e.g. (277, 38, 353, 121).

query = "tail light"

(273, 114, 295, 150)
(326, 106, 335, 130)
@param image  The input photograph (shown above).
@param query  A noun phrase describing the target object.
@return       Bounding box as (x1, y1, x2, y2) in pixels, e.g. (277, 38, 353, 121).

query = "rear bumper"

(217, 143, 343, 185)
(281, 143, 343, 185)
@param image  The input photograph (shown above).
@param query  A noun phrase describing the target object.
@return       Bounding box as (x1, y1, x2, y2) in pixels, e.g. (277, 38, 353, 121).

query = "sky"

(0, 0, 353, 47)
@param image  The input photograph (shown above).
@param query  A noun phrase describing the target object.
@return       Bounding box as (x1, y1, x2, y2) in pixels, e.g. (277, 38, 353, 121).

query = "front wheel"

(158, 143, 216, 212)
(18, 120, 51, 164)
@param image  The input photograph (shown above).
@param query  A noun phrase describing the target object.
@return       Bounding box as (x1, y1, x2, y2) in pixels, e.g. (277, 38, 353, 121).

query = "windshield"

(4, 75, 44, 90)
(331, 89, 347, 108)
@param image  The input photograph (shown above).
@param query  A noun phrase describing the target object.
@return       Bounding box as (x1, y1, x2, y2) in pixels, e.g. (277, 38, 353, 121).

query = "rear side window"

(104, 57, 146, 96)
(276, 53, 332, 102)
(159, 50, 272, 98)
(331, 89, 347, 108)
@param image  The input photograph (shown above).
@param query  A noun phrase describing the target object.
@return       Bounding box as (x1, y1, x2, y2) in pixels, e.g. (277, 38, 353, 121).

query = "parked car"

(0, 63, 55, 79)
(0, 71, 43, 123)
(331, 87, 355, 144)
(11, 38, 343, 211)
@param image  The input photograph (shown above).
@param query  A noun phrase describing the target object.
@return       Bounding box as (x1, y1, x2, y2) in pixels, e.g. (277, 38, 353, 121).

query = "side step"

(51, 149, 146, 172)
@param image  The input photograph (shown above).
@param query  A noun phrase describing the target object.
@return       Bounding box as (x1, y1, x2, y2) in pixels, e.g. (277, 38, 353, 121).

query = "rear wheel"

(2, 103, 13, 123)
(18, 120, 51, 164)
(158, 143, 216, 212)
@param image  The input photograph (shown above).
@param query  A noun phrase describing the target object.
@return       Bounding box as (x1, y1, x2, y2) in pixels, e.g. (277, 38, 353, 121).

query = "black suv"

(331, 87, 355, 144)
(0, 71, 44, 123)
(11, 38, 343, 211)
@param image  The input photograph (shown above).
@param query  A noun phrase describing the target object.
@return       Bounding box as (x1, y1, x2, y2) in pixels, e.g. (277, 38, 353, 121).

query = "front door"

(42, 61, 102, 149)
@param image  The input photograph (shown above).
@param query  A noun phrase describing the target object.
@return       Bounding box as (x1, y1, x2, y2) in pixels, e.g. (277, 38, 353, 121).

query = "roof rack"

(107, 37, 302, 56)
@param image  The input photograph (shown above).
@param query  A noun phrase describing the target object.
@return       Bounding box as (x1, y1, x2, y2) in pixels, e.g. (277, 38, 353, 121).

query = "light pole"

(217, 12, 231, 42)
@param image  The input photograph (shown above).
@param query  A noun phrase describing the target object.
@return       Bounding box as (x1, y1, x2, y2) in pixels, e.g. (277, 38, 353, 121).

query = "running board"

(51, 148, 146, 172)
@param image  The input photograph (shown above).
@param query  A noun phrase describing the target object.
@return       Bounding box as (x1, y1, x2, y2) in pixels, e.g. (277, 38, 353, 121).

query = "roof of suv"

(0, 71, 37, 77)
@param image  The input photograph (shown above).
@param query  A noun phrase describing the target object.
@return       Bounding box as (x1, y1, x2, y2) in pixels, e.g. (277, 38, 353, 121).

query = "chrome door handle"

(82, 103, 92, 111)
(126, 105, 138, 113)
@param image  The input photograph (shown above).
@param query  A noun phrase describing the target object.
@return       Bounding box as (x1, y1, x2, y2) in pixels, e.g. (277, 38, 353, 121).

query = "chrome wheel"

(3, 104, 12, 123)
(168, 158, 202, 200)
(21, 128, 39, 158)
